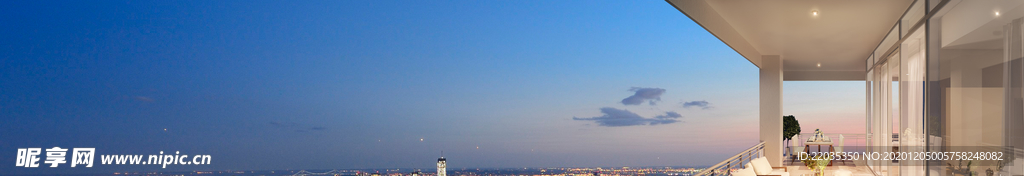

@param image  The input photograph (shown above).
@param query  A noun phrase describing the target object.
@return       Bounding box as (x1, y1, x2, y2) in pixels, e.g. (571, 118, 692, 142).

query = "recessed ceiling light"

(995, 11, 1000, 16)
(816, 63, 821, 67)
(812, 11, 818, 16)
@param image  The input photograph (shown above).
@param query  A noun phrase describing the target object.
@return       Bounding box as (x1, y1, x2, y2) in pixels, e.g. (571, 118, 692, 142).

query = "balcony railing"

(693, 141, 764, 176)
(788, 133, 867, 155)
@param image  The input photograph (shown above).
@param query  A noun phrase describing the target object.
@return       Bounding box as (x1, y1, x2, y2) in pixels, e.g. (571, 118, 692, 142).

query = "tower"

(436, 156, 446, 176)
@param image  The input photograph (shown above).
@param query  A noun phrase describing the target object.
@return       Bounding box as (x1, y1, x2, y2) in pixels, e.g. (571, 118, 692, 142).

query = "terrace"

(667, 0, 1024, 175)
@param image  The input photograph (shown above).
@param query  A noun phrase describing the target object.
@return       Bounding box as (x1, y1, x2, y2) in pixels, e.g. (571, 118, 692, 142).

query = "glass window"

(927, 0, 939, 12)
(901, 0, 926, 37)
(867, 56, 873, 71)
(877, 25, 900, 60)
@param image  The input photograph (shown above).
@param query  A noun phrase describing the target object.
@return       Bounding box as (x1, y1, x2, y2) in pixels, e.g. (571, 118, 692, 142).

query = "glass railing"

(693, 141, 765, 176)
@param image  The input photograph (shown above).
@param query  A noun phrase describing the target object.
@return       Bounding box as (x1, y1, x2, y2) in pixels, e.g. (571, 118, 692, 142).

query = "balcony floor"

(782, 156, 893, 176)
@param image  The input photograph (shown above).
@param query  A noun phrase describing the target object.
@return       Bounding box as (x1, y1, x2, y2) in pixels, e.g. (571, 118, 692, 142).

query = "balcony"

(695, 133, 883, 176)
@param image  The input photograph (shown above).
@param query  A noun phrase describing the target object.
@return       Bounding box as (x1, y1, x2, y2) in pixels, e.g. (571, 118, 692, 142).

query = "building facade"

(437, 157, 446, 176)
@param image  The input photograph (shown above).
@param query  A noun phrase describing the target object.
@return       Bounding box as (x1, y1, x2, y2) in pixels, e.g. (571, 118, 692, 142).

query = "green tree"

(783, 115, 801, 143)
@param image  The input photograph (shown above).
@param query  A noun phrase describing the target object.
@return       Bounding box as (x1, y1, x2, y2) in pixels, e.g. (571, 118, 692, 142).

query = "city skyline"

(0, 0, 866, 175)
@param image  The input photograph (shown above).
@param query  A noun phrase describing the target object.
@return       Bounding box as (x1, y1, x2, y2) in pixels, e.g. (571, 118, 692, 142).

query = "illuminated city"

(4, 0, 1023, 176)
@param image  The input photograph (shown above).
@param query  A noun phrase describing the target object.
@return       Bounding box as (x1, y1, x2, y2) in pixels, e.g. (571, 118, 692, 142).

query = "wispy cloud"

(621, 87, 665, 105)
(269, 121, 297, 128)
(681, 100, 712, 110)
(134, 96, 155, 102)
(572, 107, 682, 127)
(269, 121, 327, 132)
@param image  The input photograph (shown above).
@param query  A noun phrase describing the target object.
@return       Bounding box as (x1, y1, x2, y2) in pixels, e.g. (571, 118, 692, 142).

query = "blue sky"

(0, 0, 864, 174)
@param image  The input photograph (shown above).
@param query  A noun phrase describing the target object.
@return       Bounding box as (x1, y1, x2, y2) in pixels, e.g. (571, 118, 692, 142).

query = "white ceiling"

(699, 0, 913, 71)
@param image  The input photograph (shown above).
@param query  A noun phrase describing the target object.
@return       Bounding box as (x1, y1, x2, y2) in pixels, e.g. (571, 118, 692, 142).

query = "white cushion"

(731, 166, 756, 176)
(769, 169, 790, 176)
(834, 169, 852, 176)
(750, 157, 773, 175)
(792, 147, 806, 157)
(791, 135, 801, 146)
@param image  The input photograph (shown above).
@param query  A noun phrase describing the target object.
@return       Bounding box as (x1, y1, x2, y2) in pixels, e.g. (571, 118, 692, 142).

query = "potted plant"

(783, 115, 801, 150)
(800, 153, 831, 176)
(946, 159, 977, 176)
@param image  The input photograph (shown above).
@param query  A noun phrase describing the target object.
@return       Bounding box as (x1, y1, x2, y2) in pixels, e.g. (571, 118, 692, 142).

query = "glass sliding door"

(1005, 16, 1024, 176)
(900, 27, 926, 176)
(866, 68, 873, 170)
(925, 1, 1024, 175)
(869, 54, 897, 175)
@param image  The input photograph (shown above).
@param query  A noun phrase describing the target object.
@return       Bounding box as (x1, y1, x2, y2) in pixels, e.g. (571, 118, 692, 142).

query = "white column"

(760, 55, 783, 166)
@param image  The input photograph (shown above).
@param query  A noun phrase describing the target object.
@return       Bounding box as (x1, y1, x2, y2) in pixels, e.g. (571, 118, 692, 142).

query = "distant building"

(436, 157, 446, 176)
(411, 171, 421, 176)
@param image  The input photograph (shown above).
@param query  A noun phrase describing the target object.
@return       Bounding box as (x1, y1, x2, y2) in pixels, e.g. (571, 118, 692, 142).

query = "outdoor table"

(804, 140, 834, 166)
(805, 141, 834, 153)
